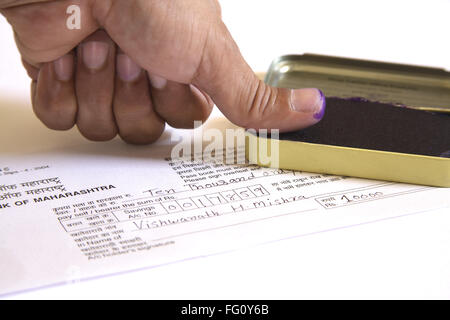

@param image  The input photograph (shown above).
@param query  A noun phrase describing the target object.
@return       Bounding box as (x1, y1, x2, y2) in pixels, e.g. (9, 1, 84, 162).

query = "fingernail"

(290, 88, 326, 120)
(313, 90, 326, 120)
(149, 74, 167, 90)
(117, 54, 141, 82)
(54, 54, 74, 81)
(82, 41, 109, 70)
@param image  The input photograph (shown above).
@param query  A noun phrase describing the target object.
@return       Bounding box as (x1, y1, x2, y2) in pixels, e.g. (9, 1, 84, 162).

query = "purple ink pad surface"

(279, 98, 450, 158)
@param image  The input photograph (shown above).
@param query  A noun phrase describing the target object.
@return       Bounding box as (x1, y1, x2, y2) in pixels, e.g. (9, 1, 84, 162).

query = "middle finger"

(75, 30, 117, 141)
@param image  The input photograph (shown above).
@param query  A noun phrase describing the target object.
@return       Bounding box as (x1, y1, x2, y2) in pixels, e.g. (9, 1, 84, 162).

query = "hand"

(1, 0, 326, 144)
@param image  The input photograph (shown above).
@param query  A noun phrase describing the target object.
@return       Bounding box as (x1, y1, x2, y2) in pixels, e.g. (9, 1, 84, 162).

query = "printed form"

(0, 116, 449, 297)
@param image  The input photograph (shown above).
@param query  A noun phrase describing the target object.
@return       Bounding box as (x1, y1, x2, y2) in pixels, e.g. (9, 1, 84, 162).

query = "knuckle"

(166, 109, 212, 130)
(115, 114, 165, 145)
(40, 117, 75, 131)
(238, 80, 277, 129)
(165, 119, 193, 129)
(77, 123, 117, 141)
(119, 126, 164, 145)
(33, 103, 76, 131)
(44, 121, 74, 131)
(120, 132, 161, 145)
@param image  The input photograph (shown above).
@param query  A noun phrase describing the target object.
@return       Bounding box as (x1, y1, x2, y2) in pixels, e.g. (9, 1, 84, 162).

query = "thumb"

(192, 24, 325, 132)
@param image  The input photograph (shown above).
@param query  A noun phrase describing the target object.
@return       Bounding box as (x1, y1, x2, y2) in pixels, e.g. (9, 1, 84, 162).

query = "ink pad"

(247, 55, 450, 186)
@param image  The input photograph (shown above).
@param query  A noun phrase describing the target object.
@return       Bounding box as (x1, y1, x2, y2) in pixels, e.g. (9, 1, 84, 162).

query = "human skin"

(0, 0, 326, 144)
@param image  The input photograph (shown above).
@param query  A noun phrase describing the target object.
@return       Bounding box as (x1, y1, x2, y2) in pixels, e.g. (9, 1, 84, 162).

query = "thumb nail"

(291, 88, 326, 120)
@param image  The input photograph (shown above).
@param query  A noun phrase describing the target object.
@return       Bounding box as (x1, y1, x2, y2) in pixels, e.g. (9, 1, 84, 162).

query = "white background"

(1, 0, 449, 299)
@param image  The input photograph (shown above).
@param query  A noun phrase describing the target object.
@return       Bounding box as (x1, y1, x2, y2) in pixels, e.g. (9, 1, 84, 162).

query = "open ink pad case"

(246, 54, 450, 187)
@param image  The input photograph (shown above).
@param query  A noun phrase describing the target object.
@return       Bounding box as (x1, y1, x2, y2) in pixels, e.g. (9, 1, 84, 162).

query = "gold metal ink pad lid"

(264, 54, 450, 113)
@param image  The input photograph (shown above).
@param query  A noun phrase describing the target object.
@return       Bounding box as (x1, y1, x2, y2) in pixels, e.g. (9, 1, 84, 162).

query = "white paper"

(1, 115, 449, 297)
